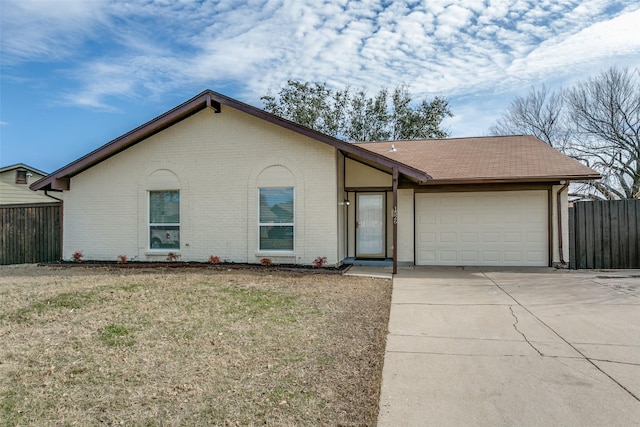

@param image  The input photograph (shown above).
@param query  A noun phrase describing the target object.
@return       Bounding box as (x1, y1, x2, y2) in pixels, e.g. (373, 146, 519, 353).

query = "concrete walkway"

(343, 265, 393, 279)
(377, 267, 640, 426)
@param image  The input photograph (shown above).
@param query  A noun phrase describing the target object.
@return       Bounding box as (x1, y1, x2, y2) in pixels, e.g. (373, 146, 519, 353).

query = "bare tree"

(489, 85, 569, 150)
(490, 67, 640, 200)
(566, 67, 640, 200)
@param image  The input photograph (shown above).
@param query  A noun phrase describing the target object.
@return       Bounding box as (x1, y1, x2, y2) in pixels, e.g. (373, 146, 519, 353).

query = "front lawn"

(0, 265, 391, 426)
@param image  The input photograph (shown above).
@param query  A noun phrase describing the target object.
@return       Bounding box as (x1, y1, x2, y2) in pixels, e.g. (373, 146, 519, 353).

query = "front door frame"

(355, 192, 386, 258)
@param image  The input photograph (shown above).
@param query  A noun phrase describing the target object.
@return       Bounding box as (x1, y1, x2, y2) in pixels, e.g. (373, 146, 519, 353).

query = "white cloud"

(0, 0, 107, 63)
(3, 0, 639, 134)
(508, 7, 640, 86)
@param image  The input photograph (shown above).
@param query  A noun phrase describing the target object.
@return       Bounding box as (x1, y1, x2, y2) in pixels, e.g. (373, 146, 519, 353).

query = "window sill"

(255, 251, 295, 257)
(145, 250, 180, 256)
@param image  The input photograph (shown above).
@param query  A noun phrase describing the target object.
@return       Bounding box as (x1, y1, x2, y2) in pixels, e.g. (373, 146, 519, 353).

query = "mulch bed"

(40, 260, 350, 274)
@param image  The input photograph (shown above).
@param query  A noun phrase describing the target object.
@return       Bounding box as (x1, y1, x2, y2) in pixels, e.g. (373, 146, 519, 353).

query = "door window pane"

(357, 193, 385, 256)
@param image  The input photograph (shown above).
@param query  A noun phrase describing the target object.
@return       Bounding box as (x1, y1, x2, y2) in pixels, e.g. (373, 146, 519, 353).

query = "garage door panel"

(504, 251, 523, 262)
(416, 191, 548, 266)
(461, 232, 477, 242)
(440, 251, 457, 262)
(482, 232, 500, 243)
(440, 232, 457, 243)
(419, 250, 437, 262)
(461, 213, 477, 224)
(419, 213, 436, 224)
(440, 214, 457, 224)
(481, 213, 500, 224)
(419, 232, 436, 243)
(527, 251, 545, 262)
(504, 213, 521, 223)
(504, 232, 522, 242)
(527, 231, 544, 243)
(461, 251, 479, 262)
(482, 251, 500, 262)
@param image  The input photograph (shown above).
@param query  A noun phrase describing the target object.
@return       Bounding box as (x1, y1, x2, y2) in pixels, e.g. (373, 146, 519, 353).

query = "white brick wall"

(63, 108, 338, 265)
(397, 189, 415, 263)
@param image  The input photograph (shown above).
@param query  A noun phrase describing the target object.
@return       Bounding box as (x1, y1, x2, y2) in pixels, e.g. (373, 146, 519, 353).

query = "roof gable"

(30, 90, 428, 191)
(0, 163, 48, 176)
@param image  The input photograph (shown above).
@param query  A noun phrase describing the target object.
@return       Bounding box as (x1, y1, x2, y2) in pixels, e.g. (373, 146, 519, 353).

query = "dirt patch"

(0, 265, 391, 426)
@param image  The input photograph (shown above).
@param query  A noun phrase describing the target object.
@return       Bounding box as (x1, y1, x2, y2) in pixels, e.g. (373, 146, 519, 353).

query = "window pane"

(260, 226, 293, 250)
(150, 191, 180, 224)
(150, 225, 180, 249)
(260, 188, 293, 224)
(16, 170, 28, 184)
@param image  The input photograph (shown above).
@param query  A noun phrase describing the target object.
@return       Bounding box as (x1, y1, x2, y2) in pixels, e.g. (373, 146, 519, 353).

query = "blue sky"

(1, 0, 639, 174)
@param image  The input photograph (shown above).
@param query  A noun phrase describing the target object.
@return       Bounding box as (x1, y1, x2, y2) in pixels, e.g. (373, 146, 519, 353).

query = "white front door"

(356, 193, 386, 258)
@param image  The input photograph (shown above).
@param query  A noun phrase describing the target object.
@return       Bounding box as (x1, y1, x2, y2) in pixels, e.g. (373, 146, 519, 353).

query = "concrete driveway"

(377, 267, 640, 426)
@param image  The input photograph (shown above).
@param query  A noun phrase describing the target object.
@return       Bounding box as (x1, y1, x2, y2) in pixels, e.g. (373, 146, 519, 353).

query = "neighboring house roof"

(30, 90, 429, 192)
(0, 163, 48, 176)
(356, 136, 600, 184)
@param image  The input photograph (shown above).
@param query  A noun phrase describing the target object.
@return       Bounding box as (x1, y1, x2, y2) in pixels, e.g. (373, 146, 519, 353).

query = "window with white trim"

(259, 187, 294, 251)
(149, 190, 180, 249)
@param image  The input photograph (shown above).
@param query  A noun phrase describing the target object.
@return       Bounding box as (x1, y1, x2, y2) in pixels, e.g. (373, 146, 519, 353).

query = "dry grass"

(0, 265, 391, 426)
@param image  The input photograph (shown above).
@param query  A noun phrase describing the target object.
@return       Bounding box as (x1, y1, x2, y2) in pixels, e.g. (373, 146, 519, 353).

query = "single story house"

(31, 90, 599, 271)
(0, 163, 53, 205)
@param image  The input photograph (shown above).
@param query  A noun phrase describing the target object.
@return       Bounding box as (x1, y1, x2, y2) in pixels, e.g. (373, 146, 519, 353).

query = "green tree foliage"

(490, 67, 640, 200)
(261, 80, 452, 141)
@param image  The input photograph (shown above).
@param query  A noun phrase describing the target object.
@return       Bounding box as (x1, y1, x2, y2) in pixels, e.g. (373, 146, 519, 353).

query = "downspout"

(556, 182, 570, 266)
(45, 191, 64, 261)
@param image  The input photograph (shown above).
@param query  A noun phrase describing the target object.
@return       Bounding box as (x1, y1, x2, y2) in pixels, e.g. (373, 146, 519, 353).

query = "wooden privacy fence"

(0, 203, 62, 265)
(569, 199, 640, 269)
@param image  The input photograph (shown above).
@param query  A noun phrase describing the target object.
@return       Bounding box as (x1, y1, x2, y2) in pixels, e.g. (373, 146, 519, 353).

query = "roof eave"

(417, 174, 602, 185)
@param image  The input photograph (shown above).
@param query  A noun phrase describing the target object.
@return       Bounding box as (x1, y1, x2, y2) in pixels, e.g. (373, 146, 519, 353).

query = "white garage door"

(415, 191, 548, 266)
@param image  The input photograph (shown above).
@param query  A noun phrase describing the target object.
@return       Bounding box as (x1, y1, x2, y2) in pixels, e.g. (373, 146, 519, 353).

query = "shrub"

(117, 255, 128, 264)
(208, 255, 221, 264)
(312, 256, 328, 268)
(71, 251, 84, 263)
(260, 257, 272, 267)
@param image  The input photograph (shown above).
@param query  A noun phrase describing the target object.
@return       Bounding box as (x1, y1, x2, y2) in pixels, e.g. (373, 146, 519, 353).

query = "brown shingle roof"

(355, 135, 600, 184)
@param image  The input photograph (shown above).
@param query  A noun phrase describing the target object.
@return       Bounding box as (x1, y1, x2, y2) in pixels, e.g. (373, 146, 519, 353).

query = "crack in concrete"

(588, 278, 640, 298)
(589, 358, 640, 367)
(482, 271, 640, 403)
(393, 333, 524, 342)
(388, 349, 605, 363)
(508, 305, 544, 356)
